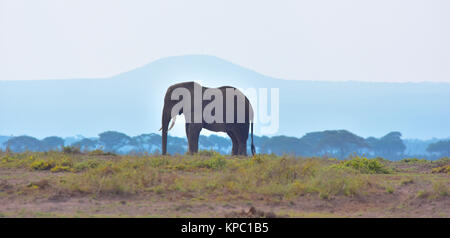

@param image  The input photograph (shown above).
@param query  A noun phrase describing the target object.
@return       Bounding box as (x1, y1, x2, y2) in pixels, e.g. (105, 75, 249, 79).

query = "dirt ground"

(0, 167, 448, 218)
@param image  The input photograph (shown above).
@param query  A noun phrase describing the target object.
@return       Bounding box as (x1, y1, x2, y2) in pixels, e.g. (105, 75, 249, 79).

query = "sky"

(1, 0, 450, 83)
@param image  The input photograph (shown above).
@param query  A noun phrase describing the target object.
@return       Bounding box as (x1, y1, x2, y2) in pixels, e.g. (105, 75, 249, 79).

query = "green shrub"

(61, 160, 169, 196)
(332, 156, 391, 174)
(88, 149, 115, 156)
(30, 160, 54, 170)
(431, 165, 450, 174)
(62, 146, 81, 154)
(373, 157, 389, 163)
(432, 180, 449, 197)
(29, 156, 74, 171)
(73, 160, 100, 172)
(400, 178, 414, 186)
(308, 166, 367, 199)
(1, 155, 12, 163)
(197, 150, 221, 157)
(193, 155, 227, 170)
(435, 157, 450, 166)
(400, 158, 430, 164)
(386, 186, 394, 194)
(260, 157, 300, 184)
(50, 165, 72, 172)
(415, 180, 449, 199)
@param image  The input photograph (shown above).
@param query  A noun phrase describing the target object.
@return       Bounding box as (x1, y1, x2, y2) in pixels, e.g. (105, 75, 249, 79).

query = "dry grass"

(0, 151, 449, 217)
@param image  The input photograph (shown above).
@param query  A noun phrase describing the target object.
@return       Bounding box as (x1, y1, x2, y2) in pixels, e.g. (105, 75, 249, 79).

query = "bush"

(400, 158, 429, 164)
(50, 165, 72, 172)
(61, 159, 169, 196)
(193, 155, 227, 170)
(197, 150, 221, 157)
(431, 165, 450, 174)
(88, 149, 115, 156)
(432, 180, 449, 197)
(332, 156, 391, 174)
(62, 146, 81, 154)
(308, 166, 367, 199)
(29, 156, 73, 172)
(373, 157, 389, 163)
(30, 160, 54, 170)
(73, 160, 100, 172)
(416, 180, 449, 199)
(435, 157, 450, 166)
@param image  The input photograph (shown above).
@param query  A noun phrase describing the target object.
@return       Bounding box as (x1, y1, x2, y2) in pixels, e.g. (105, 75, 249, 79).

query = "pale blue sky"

(1, 0, 450, 82)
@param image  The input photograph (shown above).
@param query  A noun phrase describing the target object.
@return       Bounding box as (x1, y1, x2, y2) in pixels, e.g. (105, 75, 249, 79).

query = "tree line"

(1, 130, 449, 160)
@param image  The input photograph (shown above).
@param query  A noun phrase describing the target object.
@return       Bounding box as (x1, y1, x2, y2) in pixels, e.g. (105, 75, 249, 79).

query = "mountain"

(1, 55, 450, 139)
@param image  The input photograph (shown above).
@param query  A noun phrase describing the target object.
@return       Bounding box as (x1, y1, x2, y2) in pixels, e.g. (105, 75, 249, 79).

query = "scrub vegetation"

(0, 150, 448, 217)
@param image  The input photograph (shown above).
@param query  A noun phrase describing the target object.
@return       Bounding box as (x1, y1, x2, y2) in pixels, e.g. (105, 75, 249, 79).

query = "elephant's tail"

(251, 122, 256, 156)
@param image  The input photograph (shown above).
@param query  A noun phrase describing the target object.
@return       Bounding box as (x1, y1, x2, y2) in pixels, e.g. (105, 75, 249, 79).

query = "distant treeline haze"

(1, 130, 449, 160)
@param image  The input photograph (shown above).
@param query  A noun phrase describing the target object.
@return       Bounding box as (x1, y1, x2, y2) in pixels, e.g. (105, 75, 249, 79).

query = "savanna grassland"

(0, 149, 449, 218)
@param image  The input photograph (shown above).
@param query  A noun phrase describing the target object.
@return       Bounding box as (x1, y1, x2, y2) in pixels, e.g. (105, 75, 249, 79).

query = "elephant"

(160, 81, 255, 156)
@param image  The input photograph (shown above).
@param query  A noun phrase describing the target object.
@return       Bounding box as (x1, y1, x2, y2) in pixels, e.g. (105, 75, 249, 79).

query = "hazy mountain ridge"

(1, 55, 450, 139)
(2, 130, 449, 160)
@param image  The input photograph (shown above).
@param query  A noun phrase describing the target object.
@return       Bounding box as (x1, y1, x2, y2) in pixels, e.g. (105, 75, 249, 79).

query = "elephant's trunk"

(161, 105, 171, 155)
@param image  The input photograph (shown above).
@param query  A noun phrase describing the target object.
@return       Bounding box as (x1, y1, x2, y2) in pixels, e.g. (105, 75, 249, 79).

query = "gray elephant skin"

(160, 81, 256, 156)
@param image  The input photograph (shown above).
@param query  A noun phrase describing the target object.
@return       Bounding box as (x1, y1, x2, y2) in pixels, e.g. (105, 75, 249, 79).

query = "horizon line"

(1, 130, 449, 142)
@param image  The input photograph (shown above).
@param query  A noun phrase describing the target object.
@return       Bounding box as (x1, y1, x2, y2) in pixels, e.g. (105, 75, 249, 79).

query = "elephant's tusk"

(168, 116, 177, 131)
(159, 116, 177, 132)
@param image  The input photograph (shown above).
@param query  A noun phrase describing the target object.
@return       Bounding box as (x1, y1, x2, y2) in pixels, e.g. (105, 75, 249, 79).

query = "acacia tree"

(41, 136, 64, 151)
(99, 131, 132, 152)
(366, 132, 406, 159)
(3, 136, 42, 153)
(314, 130, 369, 159)
(260, 136, 306, 156)
(427, 140, 450, 157)
(72, 138, 99, 151)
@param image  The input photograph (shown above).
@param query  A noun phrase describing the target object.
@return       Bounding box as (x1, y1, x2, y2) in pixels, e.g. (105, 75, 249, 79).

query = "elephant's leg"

(237, 136, 248, 156)
(189, 124, 202, 154)
(226, 131, 238, 155)
(185, 123, 194, 155)
(234, 126, 249, 156)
